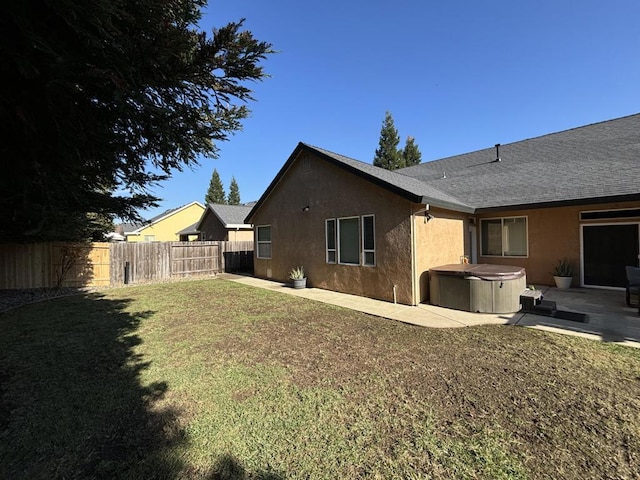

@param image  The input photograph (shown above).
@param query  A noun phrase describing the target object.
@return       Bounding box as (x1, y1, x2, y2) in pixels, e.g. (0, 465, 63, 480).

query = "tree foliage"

(373, 112, 403, 170)
(402, 136, 422, 167)
(227, 177, 241, 205)
(373, 112, 422, 170)
(205, 169, 226, 205)
(0, 0, 272, 241)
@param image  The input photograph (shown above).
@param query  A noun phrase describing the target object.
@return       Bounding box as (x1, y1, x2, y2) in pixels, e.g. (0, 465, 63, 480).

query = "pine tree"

(205, 169, 226, 204)
(402, 136, 422, 167)
(228, 176, 241, 205)
(373, 111, 403, 170)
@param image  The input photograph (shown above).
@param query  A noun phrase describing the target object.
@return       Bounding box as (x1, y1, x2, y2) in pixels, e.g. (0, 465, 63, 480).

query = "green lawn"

(1, 279, 639, 479)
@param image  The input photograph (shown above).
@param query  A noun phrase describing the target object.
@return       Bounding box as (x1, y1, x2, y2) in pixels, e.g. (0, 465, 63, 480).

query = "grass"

(1, 279, 639, 479)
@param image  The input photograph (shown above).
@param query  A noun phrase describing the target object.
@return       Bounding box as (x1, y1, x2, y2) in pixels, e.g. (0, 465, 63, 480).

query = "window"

(481, 217, 527, 257)
(362, 215, 375, 266)
(326, 219, 336, 263)
(144, 235, 156, 242)
(338, 217, 360, 264)
(326, 215, 376, 266)
(256, 225, 271, 259)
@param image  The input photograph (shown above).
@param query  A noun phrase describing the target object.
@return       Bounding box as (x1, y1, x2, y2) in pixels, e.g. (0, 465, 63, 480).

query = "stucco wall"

(199, 211, 228, 241)
(251, 151, 415, 304)
(476, 200, 640, 287)
(413, 207, 468, 303)
(228, 229, 253, 242)
(127, 203, 204, 242)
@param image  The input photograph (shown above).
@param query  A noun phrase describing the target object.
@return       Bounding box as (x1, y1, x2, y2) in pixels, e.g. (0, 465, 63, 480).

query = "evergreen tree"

(205, 169, 226, 204)
(0, 1, 272, 241)
(227, 176, 241, 205)
(402, 136, 422, 167)
(373, 112, 403, 170)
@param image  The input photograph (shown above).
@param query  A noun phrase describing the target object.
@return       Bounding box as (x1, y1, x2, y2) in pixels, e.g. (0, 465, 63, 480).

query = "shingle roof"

(247, 114, 640, 220)
(176, 222, 200, 235)
(398, 113, 640, 210)
(207, 204, 253, 227)
(306, 145, 475, 212)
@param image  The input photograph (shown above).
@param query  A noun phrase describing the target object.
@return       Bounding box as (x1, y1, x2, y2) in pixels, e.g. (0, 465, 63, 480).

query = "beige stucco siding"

(476, 200, 640, 286)
(252, 151, 416, 304)
(227, 229, 253, 242)
(413, 207, 468, 303)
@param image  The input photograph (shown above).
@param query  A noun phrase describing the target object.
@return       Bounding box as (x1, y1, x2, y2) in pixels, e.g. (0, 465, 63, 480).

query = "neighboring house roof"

(247, 113, 640, 220)
(177, 222, 200, 236)
(123, 201, 205, 235)
(197, 203, 253, 231)
(398, 113, 640, 211)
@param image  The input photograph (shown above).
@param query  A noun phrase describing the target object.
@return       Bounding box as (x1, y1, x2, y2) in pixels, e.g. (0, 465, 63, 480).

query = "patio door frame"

(580, 221, 640, 290)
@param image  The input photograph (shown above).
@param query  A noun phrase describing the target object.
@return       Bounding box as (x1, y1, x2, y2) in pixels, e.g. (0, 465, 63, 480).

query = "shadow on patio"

(510, 286, 640, 347)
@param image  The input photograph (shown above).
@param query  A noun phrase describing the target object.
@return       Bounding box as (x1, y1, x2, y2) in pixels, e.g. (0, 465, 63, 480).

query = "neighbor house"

(195, 203, 253, 241)
(121, 201, 205, 242)
(246, 114, 640, 306)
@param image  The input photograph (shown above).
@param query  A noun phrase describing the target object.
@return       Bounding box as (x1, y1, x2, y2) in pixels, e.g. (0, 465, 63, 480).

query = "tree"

(0, 0, 273, 241)
(402, 136, 422, 167)
(373, 112, 403, 170)
(227, 177, 241, 205)
(205, 169, 226, 205)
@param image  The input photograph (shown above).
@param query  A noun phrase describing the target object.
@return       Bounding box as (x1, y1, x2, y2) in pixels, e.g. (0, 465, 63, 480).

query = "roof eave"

(474, 193, 640, 213)
(226, 223, 253, 229)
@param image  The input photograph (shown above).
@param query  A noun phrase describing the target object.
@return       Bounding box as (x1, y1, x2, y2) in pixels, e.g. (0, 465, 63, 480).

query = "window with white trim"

(256, 225, 271, 259)
(326, 219, 336, 263)
(144, 235, 156, 242)
(481, 216, 527, 257)
(325, 215, 376, 266)
(362, 215, 375, 266)
(338, 217, 360, 264)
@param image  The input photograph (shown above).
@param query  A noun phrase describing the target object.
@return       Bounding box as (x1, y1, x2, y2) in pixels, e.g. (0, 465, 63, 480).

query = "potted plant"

(551, 258, 574, 289)
(289, 266, 306, 289)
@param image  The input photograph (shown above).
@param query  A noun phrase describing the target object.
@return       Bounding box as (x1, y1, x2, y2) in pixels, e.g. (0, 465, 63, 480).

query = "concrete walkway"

(220, 274, 640, 348)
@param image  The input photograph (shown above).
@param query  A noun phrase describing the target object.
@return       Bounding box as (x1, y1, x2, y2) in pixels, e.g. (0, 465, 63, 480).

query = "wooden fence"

(0, 241, 253, 289)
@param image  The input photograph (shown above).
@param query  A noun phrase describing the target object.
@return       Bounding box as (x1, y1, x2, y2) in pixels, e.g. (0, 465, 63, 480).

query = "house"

(195, 203, 254, 241)
(121, 201, 205, 242)
(245, 114, 640, 306)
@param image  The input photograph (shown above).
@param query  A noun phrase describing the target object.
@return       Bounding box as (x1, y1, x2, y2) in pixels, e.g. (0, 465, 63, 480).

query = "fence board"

(0, 242, 111, 289)
(0, 240, 254, 289)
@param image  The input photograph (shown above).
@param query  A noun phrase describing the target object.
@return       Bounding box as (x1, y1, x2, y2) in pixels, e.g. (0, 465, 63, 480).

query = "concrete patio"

(512, 286, 640, 347)
(220, 274, 640, 349)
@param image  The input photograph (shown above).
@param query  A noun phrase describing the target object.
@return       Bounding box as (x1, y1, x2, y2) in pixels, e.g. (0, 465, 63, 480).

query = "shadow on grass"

(0, 293, 186, 479)
(205, 454, 285, 480)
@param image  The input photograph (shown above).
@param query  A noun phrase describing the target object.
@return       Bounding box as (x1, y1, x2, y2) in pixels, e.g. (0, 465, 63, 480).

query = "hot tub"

(429, 264, 526, 313)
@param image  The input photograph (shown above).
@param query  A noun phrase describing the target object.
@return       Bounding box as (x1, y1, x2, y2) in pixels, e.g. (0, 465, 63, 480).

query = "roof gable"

(197, 203, 253, 231)
(124, 201, 205, 234)
(246, 143, 474, 222)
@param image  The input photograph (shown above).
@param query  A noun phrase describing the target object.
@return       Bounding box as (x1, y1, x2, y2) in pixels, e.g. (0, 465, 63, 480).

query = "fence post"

(219, 241, 225, 274)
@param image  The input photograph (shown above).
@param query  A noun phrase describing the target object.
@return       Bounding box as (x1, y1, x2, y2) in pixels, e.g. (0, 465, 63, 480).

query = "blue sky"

(142, 0, 640, 218)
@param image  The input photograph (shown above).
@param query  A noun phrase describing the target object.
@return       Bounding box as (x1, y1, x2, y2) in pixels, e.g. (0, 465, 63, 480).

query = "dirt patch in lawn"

(214, 294, 640, 479)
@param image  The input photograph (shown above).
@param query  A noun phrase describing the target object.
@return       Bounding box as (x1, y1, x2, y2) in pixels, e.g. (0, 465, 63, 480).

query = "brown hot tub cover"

(429, 264, 526, 281)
